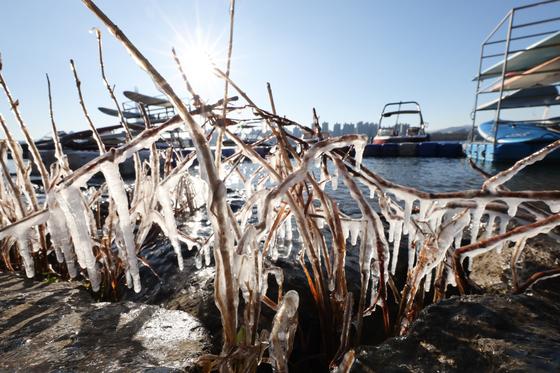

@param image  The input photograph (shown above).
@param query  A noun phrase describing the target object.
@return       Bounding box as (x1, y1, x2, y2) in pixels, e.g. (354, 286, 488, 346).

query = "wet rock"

(0, 272, 211, 372)
(351, 280, 560, 372)
(469, 234, 560, 293)
(120, 237, 222, 351)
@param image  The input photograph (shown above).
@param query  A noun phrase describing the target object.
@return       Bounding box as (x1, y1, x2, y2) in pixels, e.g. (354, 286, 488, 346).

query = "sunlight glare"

(177, 41, 221, 95)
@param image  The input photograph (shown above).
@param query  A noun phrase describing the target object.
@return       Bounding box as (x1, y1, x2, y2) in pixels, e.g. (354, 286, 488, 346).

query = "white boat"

(372, 101, 429, 144)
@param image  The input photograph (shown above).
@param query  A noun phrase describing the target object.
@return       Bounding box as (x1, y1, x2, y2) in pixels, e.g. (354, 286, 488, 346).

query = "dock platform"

(362, 141, 464, 158)
(464, 142, 560, 162)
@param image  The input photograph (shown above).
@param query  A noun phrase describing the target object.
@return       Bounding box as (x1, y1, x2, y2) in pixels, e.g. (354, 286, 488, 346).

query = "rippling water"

(359, 158, 560, 192)
(12, 156, 560, 193)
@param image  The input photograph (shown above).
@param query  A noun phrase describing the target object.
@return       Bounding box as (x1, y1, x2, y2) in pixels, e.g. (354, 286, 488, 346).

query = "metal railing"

(469, 0, 560, 145)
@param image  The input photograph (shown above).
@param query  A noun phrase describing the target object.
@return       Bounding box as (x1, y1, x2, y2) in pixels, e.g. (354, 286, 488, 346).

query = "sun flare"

(175, 40, 223, 97)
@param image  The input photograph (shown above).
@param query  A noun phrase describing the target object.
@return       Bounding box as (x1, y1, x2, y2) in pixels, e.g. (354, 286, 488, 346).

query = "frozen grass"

(0, 1, 559, 371)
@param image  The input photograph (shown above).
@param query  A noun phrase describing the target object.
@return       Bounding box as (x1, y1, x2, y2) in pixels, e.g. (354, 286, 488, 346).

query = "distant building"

(333, 123, 341, 136)
(321, 121, 378, 139)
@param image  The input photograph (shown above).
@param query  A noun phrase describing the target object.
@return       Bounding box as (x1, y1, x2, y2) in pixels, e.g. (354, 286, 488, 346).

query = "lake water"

(10, 156, 560, 193)
(358, 157, 560, 192)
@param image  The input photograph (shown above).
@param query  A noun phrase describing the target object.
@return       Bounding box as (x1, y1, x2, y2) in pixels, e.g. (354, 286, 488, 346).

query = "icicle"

(418, 199, 430, 220)
(194, 250, 203, 269)
(340, 220, 351, 243)
(390, 221, 403, 274)
(331, 165, 339, 191)
(16, 232, 34, 278)
(506, 199, 522, 217)
(402, 196, 415, 235)
(388, 220, 396, 243)
(438, 209, 471, 251)
(354, 141, 365, 171)
(469, 201, 488, 244)
(156, 177, 184, 271)
(319, 165, 327, 191)
(454, 229, 464, 248)
(483, 213, 497, 239)
(444, 256, 457, 288)
(349, 221, 361, 246)
(285, 214, 293, 241)
(315, 217, 325, 230)
(547, 200, 560, 213)
(271, 241, 279, 262)
(498, 215, 509, 235)
(424, 268, 433, 293)
(58, 186, 100, 292)
(408, 226, 417, 269)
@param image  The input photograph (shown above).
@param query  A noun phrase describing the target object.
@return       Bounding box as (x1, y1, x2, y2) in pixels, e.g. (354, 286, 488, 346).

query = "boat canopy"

(382, 110, 421, 117)
(378, 101, 425, 126)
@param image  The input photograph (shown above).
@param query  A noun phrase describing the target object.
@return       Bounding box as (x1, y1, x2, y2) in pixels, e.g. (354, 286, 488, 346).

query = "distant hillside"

(429, 125, 479, 141)
(431, 125, 472, 134)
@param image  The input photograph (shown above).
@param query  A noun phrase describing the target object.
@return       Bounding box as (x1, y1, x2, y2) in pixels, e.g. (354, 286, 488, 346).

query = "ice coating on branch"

(482, 138, 560, 193)
(101, 163, 141, 293)
(269, 290, 299, 372)
(46, 192, 77, 278)
(461, 214, 560, 262)
(58, 186, 100, 292)
(258, 135, 367, 232)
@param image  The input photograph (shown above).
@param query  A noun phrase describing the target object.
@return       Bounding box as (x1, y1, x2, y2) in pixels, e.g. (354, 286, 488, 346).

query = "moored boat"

(371, 101, 429, 144)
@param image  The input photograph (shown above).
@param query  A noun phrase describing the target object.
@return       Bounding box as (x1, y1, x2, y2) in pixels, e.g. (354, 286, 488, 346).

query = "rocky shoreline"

(0, 273, 210, 372)
(1, 235, 559, 372)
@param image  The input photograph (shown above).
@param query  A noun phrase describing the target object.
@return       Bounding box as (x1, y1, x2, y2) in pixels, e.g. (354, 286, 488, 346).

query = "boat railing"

(121, 100, 176, 124)
(378, 101, 425, 128)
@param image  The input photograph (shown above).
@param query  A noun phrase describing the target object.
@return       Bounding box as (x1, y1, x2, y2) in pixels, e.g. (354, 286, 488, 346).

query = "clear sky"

(0, 0, 556, 138)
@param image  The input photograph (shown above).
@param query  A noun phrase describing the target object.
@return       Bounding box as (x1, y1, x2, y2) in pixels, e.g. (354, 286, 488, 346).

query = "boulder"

(351, 281, 560, 372)
(0, 272, 211, 372)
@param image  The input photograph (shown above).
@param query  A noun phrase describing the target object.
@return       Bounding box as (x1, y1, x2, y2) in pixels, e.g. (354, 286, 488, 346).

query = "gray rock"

(0, 272, 210, 372)
(351, 283, 560, 372)
(469, 234, 560, 294)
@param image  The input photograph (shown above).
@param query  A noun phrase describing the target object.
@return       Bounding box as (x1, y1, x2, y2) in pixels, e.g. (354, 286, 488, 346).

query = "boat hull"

(477, 120, 560, 144)
(372, 134, 430, 144)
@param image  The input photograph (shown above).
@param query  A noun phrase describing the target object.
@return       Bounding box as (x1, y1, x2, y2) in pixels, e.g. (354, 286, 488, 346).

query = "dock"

(464, 142, 560, 162)
(362, 141, 464, 158)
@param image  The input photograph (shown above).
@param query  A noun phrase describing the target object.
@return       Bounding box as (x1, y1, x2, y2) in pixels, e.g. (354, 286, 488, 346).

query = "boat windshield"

(377, 128, 395, 136)
(407, 127, 422, 136)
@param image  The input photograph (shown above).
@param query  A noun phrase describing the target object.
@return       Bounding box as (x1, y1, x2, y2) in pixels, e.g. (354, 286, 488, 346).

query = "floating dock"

(362, 141, 464, 158)
(463, 142, 560, 162)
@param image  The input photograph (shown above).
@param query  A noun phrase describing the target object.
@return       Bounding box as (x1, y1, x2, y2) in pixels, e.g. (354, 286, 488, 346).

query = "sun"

(184, 43, 216, 82)
(174, 39, 224, 98)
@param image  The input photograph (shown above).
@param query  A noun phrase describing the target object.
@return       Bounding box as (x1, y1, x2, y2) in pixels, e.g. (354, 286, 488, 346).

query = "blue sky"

(0, 0, 556, 138)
